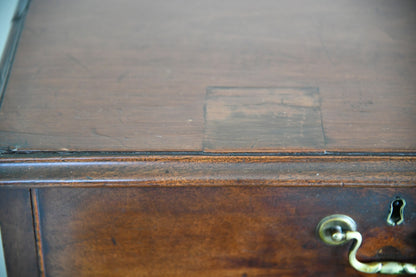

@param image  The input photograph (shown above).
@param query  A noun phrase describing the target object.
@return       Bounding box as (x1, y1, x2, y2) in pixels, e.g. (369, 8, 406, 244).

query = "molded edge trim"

(1, 155, 415, 188)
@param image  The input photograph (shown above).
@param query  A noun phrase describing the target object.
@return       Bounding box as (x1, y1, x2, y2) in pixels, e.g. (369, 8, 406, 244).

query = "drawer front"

(0, 188, 38, 277)
(35, 187, 416, 277)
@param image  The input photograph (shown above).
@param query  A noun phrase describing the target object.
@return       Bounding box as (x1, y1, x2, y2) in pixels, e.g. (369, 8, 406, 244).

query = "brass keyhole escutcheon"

(387, 197, 406, 226)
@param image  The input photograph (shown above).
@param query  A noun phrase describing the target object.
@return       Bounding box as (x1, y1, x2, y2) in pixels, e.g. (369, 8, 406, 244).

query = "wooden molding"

(1, 155, 415, 188)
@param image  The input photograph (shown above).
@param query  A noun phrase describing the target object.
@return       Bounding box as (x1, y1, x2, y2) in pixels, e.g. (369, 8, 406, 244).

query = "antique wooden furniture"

(0, 0, 415, 276)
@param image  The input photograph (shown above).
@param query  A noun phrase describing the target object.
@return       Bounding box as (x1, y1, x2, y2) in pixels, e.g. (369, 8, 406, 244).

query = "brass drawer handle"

(316, 215, 416, 275)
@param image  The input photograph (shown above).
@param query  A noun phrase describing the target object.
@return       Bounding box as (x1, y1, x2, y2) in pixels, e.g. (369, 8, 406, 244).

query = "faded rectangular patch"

(203, 87, 325, 151)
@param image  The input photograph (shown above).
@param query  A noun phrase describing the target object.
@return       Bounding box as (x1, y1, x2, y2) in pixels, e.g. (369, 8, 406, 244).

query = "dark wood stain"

(35, 186, 415, 277)
(0, 188, 39, 277)
(0, 0, 415, 276)
(0, 0, 415, 151)
(1, 155, 415, 276)
(1, 156, 415, 187)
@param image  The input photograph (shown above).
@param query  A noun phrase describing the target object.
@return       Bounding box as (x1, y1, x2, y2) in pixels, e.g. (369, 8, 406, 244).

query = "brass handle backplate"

(316, 215, 416, 275)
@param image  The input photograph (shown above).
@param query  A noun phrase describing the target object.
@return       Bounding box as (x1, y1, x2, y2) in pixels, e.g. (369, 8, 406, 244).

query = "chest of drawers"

(1, 1, 415, 276)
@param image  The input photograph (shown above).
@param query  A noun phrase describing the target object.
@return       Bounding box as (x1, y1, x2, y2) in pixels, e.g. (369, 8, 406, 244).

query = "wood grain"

(0, 0, 415, 151)
(1, 155, 416, 188)
(0, 188, 39, 277)
(36, 186, 416, 277)
(204, 87, 325, 150)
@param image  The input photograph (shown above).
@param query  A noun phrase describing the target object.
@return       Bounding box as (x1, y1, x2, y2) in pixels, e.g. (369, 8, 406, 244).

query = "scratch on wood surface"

(117, 71, 129, 83)
(91, 128, 127, 147)
(66, 53, 90, 72)
(317, 32, 335, 66)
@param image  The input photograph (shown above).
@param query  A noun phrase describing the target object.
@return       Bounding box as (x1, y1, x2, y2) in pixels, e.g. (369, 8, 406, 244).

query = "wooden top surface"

(0, 0, 415, 152)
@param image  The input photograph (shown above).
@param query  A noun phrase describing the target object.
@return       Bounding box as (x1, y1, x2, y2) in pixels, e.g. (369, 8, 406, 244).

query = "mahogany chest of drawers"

(0, 0, 415, 276)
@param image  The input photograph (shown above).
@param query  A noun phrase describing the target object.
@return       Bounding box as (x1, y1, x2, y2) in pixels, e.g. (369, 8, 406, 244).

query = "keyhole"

(386, 197, 406, 226)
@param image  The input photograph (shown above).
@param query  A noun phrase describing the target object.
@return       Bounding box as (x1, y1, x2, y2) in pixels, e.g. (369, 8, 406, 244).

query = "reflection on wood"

(0, 0, 415, 151)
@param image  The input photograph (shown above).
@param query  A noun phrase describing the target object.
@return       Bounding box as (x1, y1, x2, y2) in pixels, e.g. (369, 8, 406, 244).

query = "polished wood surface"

(0, 1, 415, 276)
(1, 155, 415, 276)
(36, 186, 415, 277)
(1, 155, 416, 188)
(0, 0, 415, 151)
(0, 188, 39, 277)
